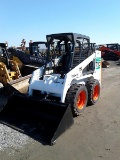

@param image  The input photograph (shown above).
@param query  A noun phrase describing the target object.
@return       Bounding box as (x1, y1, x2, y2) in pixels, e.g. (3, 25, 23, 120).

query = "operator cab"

(29, 41, 47, 57)
(43, 33, 95, 77)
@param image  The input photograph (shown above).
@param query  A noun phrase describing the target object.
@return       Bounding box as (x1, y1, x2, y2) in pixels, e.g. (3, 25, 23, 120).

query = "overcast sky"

(0, 0, 120, 47)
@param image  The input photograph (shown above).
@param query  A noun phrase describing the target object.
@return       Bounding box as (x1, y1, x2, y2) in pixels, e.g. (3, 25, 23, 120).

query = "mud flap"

(0, 93, 74, 145)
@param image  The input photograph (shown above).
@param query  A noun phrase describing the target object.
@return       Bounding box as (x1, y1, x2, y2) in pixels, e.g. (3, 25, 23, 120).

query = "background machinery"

(0, 43, 31, 92)
(0, 33, 101, 145)
(99, 43, 120, 60)
(8, 41, 48, 76)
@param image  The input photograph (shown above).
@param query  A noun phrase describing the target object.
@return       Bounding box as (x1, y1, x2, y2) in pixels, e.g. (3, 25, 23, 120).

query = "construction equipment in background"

(8, 41, 47, 76)
(0, 42, 31, 92)
(106, 43, 120, 51)
(99, 43, 120, 61)
(29, 41, 47, 56)
(0, 33, 101, 145)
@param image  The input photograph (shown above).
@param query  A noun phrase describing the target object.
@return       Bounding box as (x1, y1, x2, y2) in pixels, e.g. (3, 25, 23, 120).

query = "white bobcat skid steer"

(28, 33, 101, 116)
(0, 33, 101, 145)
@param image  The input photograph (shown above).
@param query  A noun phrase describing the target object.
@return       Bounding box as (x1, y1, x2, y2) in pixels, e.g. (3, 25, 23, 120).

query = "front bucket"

(0, 93, 74, 145)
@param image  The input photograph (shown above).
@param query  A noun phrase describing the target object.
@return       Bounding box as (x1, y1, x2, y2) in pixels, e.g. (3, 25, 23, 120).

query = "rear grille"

(72, 52, 87, 69)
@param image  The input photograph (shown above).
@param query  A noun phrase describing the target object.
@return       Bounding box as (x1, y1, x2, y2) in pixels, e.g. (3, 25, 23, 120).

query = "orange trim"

(93, 84, 100, 101)
(76, 90, 86, 109)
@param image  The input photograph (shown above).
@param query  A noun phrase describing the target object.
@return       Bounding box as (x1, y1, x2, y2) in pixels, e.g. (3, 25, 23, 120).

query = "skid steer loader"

(0, 33, 101, 145)
(0, 43, 31, 92)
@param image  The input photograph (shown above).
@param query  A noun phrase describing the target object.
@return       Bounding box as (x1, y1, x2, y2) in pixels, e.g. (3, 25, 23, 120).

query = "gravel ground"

(0, 124, 33, 153)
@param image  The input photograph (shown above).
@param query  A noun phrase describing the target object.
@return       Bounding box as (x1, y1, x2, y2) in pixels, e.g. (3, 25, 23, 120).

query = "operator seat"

(55, 53, 70, 75)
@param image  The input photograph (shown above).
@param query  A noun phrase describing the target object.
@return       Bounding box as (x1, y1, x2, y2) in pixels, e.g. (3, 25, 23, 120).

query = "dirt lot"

(0, 60, 120, 160)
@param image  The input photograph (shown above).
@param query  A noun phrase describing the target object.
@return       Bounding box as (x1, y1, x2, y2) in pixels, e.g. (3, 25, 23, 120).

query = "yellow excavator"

(0, 42, 31, 92)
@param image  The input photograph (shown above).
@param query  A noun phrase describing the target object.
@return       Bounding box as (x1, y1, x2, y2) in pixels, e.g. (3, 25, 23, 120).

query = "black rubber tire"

(86, 78, 100, 105)
(65, 84, 88, 117)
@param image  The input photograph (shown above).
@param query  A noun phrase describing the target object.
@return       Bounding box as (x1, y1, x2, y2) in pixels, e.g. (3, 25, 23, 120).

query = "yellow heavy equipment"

(0, 43, 31, 92)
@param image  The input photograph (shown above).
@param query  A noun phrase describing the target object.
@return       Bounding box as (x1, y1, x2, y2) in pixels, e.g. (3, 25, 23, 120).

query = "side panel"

(93, 50, 102, 86)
